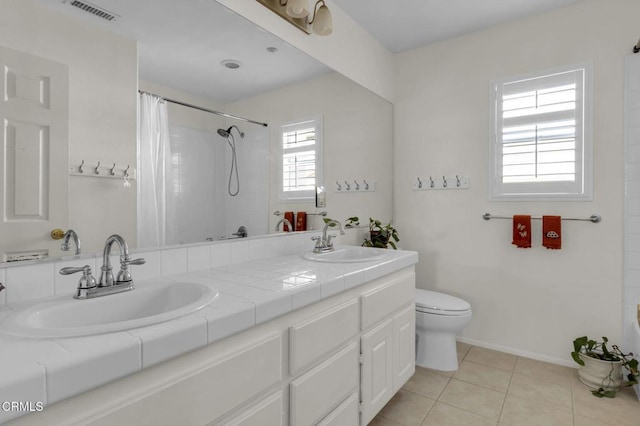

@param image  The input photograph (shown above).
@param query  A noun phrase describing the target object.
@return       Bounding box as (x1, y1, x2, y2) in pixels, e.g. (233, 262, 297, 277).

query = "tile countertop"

(0, 247, 418, 424)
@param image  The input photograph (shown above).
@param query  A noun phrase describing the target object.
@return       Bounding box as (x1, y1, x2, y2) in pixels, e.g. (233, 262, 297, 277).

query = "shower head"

(217, 125, 244, 138)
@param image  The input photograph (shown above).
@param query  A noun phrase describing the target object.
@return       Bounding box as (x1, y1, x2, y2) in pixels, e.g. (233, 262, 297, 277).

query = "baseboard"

(456, 336, 576, 369)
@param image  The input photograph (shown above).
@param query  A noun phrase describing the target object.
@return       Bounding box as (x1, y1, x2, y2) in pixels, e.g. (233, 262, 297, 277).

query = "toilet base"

(415, 330, 459, 371)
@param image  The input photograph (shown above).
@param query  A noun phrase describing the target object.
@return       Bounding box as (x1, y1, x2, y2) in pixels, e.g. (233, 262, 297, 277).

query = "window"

(280, 117, 322, 201)
(490, 64, 592, 200)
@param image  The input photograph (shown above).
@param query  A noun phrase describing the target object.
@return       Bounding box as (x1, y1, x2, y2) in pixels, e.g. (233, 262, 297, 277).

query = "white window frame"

(279, 116, 323, 202)
(489, 63, 593, 201)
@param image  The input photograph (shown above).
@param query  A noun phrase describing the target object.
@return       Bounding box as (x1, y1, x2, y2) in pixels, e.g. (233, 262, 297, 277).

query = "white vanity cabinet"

(360, 271, 416, 425)
(10, 267, 416, 426)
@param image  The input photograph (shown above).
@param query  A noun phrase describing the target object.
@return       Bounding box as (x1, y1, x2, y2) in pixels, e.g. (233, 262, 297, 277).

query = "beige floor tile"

(514, 356, 573, 386)
(572, 384, 640, 426)
(403, 367, 451, 399)
(420, 402, 497, 426)
(453, 360, 512, 392)
(465, 346, 517, 372)
(438, 378, 506, 420)
(369, 415, 404, 426)
(457, 341, 472, 360)
(377, 389, 435, 426)
(499, 394, 572, 426)
(573, 415, 616, 426)
(508, 372, 572, 409)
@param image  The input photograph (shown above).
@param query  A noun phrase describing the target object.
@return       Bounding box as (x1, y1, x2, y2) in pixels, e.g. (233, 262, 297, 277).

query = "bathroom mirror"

(0, 0, 392, 262)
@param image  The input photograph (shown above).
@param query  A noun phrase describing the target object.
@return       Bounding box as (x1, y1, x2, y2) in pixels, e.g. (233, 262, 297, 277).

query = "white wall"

(226, 72, 393, 239)
(0, 0, 138, 255)
(394, 0, 640, 364)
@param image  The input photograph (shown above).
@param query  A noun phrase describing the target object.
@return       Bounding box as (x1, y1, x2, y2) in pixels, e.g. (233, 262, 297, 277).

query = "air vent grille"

(68, 0, 118, 22)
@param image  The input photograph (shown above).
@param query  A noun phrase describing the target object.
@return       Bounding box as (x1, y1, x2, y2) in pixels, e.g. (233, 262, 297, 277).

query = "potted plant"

(362, 218, 399, 249)
(571, 336, 639, 398)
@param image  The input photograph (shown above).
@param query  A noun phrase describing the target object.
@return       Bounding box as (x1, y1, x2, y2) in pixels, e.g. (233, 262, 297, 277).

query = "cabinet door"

(360, 318, 393, 425)
(393, 304, 415, 393)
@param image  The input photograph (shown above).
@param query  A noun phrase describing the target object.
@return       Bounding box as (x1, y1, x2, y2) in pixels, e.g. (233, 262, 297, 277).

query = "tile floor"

(370, 343, 640, 426)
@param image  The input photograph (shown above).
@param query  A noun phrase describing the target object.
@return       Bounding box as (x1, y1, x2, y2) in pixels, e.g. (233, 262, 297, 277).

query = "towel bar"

(482, 213, 601, 223)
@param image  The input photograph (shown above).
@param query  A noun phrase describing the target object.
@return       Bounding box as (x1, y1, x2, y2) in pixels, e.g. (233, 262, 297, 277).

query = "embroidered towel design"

(512, 215, 531, 248)
(295, 211, 307, 232)
(542, 215, 562, 249)
(284, 211, 294, 232)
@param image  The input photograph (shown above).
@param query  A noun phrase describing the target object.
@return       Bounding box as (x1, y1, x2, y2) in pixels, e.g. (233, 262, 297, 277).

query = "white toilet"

(415, 289, 472, 371)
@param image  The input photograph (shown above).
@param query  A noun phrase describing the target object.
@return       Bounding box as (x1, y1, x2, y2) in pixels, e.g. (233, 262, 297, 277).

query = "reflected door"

(0, 47, 69, 262)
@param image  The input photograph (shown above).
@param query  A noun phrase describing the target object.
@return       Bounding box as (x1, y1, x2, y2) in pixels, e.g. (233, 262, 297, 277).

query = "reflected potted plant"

(362, 217, 399, 249)
(571, 336, 639, 398)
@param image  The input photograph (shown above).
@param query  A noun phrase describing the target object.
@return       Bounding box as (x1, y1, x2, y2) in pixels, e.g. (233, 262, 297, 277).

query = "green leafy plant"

(344, 216, 359, 228)
(362, 218, 399, 249)
(571, 336, 639, 398)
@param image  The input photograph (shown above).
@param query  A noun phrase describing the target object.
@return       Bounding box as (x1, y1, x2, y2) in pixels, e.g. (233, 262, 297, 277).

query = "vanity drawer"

(216, 390, 283, 426)
(289, 298, 359, 375)
(361, 270, 415, 330)
(289, 341, 359, 426)
(317, 391, 359, 426)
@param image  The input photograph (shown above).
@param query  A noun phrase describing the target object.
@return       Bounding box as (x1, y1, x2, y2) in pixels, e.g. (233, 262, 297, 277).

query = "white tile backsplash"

(0, 232, 323, 307)
(161, 247, 188, 276)
(187, 245, 211, 272)
(5, 262, 56, 303)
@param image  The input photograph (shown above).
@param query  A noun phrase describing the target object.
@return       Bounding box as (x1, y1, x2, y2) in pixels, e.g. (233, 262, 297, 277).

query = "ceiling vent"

(65, 0, 119, 22)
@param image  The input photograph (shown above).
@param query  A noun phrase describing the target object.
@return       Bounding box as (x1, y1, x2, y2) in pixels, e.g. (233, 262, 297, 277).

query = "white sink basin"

(303, 246, 385, 263)
(0, 282, 218, 338)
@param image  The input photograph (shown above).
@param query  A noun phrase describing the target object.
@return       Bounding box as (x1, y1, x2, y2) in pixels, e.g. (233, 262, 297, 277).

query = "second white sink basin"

(303, 246, 385, 263)
(0, 282, 218, 338)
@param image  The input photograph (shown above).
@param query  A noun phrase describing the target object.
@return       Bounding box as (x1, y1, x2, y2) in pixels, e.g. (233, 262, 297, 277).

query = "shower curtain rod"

(138, 90, 268, 127)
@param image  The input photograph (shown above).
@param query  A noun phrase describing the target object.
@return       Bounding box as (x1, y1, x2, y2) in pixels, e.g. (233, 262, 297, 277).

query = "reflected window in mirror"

(280, 117, 323, 202)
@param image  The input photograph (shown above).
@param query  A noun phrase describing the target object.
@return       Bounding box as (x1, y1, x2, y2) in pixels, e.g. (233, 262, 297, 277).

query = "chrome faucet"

(275, 218, 293, 232)
(311, 219, 345, 253)
(59, 234, 145, 299)
(61, 229, 81, 255)
(233, 225, 248, 238)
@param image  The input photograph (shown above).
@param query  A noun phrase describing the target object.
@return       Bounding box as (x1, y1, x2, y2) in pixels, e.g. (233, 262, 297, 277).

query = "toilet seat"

(415, 289, 471, 316)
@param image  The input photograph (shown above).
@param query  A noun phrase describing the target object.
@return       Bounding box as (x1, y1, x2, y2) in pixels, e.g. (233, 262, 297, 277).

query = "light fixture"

(256, 0, 333, 36)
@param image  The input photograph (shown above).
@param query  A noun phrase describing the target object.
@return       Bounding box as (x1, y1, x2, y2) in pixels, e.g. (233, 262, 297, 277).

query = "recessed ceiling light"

(266, 47, 278, 53)
(220, 60, 241, 69)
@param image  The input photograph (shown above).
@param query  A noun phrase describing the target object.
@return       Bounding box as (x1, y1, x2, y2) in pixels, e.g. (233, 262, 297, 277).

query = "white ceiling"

(333, 0, 585, 53)
(37, 0, 586, 103)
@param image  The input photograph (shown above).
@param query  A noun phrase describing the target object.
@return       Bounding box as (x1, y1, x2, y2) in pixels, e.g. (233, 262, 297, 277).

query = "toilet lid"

(415, 289, 471, 315)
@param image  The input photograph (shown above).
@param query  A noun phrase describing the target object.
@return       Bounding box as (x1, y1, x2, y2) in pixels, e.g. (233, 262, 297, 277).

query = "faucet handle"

(123, 257, 146, 266)
(59, 265, 97, 290)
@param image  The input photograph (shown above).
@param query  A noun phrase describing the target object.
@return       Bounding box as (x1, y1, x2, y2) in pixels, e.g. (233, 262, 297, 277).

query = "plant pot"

(577, 353, 624, 391)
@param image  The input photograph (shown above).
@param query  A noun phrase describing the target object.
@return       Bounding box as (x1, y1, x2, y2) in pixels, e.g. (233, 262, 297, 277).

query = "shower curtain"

(137, 93, 173, 247)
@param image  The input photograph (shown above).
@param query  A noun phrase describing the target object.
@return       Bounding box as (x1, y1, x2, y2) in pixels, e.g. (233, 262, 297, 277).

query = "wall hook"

(429, 176, 434, 188)
(354, 180, 360, 190)
(336, 181, 342, 191)
(109, 163, 116, 176)
(78, 160, 84, 174)
(417, 177, 422, 189)
(442, 176, 448, 188)
(364, 179, 370, 190)
(344, 180, 351, 191)
(94, 161, 101, 175)
(456, 175, 461, 188)
(124, 165, 130, 177)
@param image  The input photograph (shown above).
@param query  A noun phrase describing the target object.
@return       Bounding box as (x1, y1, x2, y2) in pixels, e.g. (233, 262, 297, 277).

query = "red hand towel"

(542, 216, 562, 249)
(295, 212, 307, 232)
(284, 211, 294, 232)
(512, 215, 531, 248)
